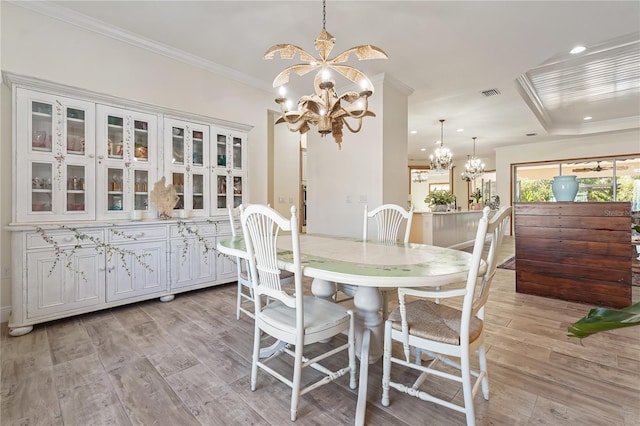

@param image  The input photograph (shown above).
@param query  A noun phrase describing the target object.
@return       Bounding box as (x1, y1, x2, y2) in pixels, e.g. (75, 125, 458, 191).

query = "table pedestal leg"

(311, 278, 337, 301)
(353, 286, 383, 364)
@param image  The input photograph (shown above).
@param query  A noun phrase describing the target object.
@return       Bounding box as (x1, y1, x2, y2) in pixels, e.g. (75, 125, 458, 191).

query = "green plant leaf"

(567, 302, 640, 339)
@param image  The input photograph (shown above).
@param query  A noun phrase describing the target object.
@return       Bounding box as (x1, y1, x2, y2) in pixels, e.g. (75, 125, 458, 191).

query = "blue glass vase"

(551, 175, 579, 201)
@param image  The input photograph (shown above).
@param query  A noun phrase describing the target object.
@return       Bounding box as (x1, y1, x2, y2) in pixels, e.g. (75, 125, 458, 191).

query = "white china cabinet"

(5, 73, 252, 336)
(15, 89, 96, 222)
(164, 118, 210, 218)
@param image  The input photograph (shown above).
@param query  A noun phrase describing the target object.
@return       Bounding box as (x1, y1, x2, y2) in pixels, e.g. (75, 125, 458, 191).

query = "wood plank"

(517, 259, 631, 284)
(515, 202, 632, 217)
(53, 353, 131, 425)
(82, 312, 144, 371)
(516, 238, 631, 257)
(108, 357, 200, 425)
(46, 318, 96, 365)
(514, 246, 631, 269)
(515, 215, 630, 229)
(515, 280, 630, 308)
(515, 225, 629, 243)
(164, 363, 269, 426)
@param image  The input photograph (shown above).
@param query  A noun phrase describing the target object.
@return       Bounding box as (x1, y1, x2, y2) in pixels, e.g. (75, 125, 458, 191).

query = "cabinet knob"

(97, 155, 104, 160)
(135, 232, 145, 238)
(63, 236, 73, 242)
(88, 154, 95, 159)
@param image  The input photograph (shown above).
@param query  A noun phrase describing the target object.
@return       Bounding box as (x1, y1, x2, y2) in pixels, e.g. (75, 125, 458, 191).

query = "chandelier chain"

(322, 0, 326, 30)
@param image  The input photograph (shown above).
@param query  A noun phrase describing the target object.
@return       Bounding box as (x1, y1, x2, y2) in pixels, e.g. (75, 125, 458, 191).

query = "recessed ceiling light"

(420, 148, 427, 152)
(410, 130, 417, 134)
(570, 45, 586, 54)
(456, 128, 464, 132)
(583, 116, 593, 120)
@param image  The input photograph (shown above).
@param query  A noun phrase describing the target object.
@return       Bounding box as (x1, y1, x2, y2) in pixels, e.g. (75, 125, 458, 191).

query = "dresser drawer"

(170, 222, 217, 238)
(107, 225, 168, 243)
(26, 229, 104, 249)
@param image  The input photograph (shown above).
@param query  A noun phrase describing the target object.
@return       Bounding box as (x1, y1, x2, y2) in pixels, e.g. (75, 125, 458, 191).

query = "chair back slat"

(363, 204, 414, 244)
(241, 205, 302, 310)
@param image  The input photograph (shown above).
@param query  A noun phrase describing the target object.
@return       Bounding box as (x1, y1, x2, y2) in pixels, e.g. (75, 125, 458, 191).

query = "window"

(514, 156, 640, 208)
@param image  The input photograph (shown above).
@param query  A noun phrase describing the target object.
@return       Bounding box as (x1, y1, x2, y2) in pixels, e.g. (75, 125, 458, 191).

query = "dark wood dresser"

(514, 202, 632, 308)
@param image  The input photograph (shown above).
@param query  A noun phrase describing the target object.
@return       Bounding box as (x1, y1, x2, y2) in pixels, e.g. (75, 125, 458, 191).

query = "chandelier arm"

(342, 117, 363, 133)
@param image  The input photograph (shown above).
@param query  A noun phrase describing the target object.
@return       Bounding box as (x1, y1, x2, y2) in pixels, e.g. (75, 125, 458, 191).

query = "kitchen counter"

(409, 210, 488, 247)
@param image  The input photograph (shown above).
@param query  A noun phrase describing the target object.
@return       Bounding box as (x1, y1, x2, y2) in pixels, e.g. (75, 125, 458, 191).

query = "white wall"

(0, 3, 274, 321)
(273, 119, 301, 218)
(306, 74, 411, 238)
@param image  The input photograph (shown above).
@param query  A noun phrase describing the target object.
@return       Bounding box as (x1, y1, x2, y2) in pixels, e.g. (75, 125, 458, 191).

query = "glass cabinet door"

(232, 135, 243, 171)
(66, 164, 86, 212)
(215, 174, 228, 209)
(210, 129, 246, 213)
(17, 89, 95, 222)
(164, 118, 210, 217)
(96, 105, 158, 219)
(31, 101, 53, 153)
(31, 162, 53, 213)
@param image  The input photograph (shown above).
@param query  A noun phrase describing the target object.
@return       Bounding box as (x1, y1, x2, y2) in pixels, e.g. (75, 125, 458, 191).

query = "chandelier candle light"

(460, 136, 485, 182)
(263, 0, 388, 148)
(429, 119, 453, 172)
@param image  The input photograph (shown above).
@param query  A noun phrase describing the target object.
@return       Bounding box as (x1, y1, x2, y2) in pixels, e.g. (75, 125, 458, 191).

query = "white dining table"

(217, 233, 478, 426)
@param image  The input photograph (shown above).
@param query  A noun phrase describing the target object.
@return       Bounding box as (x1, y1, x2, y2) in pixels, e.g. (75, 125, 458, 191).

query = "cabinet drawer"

(26, 229, 103, 249)
(108, 225, 168, 243)
(170, 222, 217, 238)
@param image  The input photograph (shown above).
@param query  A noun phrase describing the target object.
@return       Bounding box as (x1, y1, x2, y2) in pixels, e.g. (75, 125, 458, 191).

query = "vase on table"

(551, 175, 579, 201)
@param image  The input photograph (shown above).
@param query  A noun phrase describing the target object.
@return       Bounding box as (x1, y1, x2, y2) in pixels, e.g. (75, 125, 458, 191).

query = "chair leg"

(478, 344, 490, 400)
(250, 321, 261, 392)
(290, 344, 304, 421)
(348, 312, 357, 389)
(381, 320, 392, 407)
(236, 281, 242, 320)
(461, 347, 476, 426)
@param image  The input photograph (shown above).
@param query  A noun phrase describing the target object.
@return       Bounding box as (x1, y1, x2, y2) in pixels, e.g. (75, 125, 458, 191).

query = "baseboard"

(0, 305, 11, 324)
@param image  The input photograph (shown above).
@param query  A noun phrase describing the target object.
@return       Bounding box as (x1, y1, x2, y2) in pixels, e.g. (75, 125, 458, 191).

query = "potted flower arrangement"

(469, 188, 483, 210)
(426, 190, 456, 212)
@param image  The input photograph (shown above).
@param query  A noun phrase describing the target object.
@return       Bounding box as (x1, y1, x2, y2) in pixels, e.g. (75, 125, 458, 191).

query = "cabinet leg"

(9, 325, 33, 337)
(159, 294, 175, 302)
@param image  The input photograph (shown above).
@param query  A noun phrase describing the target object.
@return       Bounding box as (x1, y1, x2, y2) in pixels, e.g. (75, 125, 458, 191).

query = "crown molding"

(8, 0, 272, 93)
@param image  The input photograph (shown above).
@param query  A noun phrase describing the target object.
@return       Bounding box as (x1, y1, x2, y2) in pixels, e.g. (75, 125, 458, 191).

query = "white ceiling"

(28, 1, 640, 162)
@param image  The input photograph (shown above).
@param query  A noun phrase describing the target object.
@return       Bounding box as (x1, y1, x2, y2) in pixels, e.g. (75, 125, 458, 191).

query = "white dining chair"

(381, 206, 512, 426)
(241, 204, 357, 421)
(338, 203, 414, 318)
(227, 203, 294, 320)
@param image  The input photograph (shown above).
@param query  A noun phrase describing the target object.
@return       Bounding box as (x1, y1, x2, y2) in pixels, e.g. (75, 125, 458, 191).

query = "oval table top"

(217, 233, 477, 288)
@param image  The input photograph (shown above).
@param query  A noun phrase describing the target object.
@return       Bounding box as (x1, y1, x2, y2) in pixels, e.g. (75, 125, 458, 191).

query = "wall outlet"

(1, 265, 10, 279)
(359, 195, 367, 203)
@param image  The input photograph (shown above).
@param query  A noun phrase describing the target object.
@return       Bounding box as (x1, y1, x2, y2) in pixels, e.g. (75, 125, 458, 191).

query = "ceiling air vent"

(480, 88, 501, 97)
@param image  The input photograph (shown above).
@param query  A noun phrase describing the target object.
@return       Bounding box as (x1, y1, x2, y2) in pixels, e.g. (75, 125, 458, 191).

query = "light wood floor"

(2, 237, 639, 425)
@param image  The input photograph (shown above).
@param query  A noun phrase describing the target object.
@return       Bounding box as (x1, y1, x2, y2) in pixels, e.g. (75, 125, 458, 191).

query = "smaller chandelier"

(411, 169, 429, 183)
(264, 0, 387, 149)
(429, 119, 453, 172)
(460, 136, 485, 182)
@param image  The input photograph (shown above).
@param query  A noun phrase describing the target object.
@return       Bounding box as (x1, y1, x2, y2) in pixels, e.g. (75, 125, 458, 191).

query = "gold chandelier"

(263, 0, 388, 148)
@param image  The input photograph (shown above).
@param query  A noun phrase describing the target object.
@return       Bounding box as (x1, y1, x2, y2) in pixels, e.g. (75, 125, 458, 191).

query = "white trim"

(8, 0, 272, 93)
(3, 72, 253, 133)
(0, 305, 11, 324)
